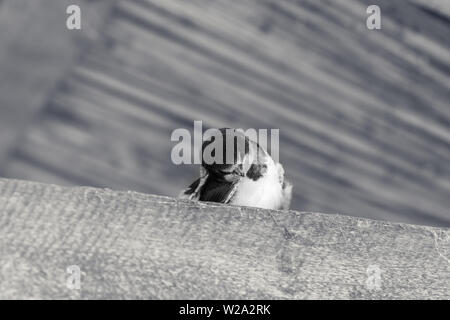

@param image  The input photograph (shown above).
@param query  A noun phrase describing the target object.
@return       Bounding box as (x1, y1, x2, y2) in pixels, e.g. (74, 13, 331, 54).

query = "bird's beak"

(234, 168, 245, 177)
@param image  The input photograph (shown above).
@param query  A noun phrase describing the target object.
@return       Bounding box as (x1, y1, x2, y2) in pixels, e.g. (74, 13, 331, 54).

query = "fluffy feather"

(179, 128, 292, 210)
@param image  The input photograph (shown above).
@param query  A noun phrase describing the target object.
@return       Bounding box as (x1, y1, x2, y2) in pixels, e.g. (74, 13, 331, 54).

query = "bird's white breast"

(230, 159, 284, 210)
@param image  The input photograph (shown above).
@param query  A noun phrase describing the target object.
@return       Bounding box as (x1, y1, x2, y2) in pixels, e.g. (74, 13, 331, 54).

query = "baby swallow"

(179, 128, 292, 210)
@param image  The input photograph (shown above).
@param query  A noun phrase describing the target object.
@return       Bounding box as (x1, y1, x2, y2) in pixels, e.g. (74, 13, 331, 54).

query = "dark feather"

(181, 178, 201, 198)
(199, 174, 237, 203)
(201, 128, 250, 174)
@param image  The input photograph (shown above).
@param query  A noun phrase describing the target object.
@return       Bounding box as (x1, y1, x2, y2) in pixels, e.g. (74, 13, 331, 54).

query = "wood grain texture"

(0, 178, 448, 299)
(2, 0, 450, 227)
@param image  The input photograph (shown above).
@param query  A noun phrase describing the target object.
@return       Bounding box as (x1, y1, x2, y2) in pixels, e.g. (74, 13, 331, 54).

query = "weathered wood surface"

(0, 178, 448, 299)
(1, 0, 450, 227)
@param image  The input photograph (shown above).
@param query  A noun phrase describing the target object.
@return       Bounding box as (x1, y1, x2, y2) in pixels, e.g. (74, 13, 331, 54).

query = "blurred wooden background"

(0, 0, 449, 227)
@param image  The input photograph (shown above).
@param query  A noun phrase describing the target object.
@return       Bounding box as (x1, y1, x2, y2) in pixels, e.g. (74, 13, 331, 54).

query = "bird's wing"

(281, 180, 293, 210)
(178, 177, 202, 200)
(179, 167, 208, 200)
(199, 175, 239, 203)
(276, 162, 293, 210)
(179, 173, 238, 203)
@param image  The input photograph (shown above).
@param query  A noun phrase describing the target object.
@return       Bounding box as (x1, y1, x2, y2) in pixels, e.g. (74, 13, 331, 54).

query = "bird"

(179, 128, 292, 210)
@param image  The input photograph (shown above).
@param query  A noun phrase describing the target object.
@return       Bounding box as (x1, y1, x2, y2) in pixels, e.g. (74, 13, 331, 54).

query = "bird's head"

(201, 128, 269, 182)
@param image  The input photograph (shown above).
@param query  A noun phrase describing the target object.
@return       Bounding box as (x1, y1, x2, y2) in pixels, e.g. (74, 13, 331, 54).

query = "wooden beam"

(0, 178, 448, 299)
